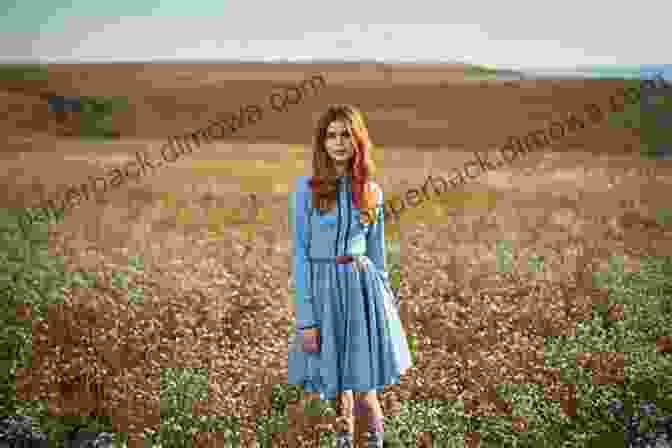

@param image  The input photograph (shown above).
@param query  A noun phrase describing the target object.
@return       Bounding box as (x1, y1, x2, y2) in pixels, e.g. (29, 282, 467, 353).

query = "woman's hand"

(302, 327, 320, 353)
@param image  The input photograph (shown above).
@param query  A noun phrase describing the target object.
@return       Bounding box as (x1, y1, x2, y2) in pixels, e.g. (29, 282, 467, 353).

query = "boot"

(364, 431, 384, 448)
(335, 430, 354, 448)
(363, 415, 385, 448)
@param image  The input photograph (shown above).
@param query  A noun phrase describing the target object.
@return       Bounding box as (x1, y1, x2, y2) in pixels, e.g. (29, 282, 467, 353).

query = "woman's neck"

(333, 163, 349, 177)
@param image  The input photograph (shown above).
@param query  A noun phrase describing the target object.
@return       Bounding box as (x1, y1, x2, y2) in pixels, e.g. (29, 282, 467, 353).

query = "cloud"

(2, 1, 669, 67)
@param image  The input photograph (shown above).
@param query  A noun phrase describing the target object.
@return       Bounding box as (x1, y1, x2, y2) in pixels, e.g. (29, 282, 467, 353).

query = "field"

(0, 62, 671, 447)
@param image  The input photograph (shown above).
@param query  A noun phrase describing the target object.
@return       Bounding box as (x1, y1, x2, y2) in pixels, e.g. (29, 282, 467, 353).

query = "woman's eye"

(327, 132, 350, 139)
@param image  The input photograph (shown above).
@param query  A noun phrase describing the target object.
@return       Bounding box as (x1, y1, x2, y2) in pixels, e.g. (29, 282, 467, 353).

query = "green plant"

(0, 64, 49, 81)
(157, 367, 239, 447)
(29, 410, 120, 448)
(161, 367, 209, 417)
(462, 64, 501, 75)
(256, 383, 320, 447)
(386, 239, 401, 296)
(78, 113, 118, 140)
(109, 255, 146, 305)
(606, 79, 672, 159)
(655, 207, 672, 227)
(0, 207, 71, 418)
(75, 95, 127, 140)
(80, 95, 128, 116)
(407, 334, 417, 364)
(383, 398, 469, 447)
(389, 268, 401, 294)
(495, 240, 514, 273)
(527, 253, 546, 273)
(385, 239, 400, 267)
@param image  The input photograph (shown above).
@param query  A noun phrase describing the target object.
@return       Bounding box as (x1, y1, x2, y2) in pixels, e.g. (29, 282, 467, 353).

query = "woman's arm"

(365, 182, 390, 285)
(290, 176, 318, 330)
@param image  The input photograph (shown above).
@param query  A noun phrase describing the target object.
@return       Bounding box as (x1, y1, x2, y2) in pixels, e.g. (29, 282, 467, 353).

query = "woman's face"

(324, 120, 355, 164)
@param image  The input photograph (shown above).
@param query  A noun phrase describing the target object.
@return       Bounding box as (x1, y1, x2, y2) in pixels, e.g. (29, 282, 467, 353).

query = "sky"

(0, 0, 669, 70)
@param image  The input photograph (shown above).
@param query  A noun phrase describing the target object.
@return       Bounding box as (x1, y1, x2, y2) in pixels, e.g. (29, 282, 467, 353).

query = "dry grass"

(2, 63, 671, 446)
(6, 140, 669, 446)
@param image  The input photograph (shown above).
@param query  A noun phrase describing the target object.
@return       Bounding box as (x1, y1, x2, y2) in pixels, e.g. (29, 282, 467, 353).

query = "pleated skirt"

(287, 256, 411, 400)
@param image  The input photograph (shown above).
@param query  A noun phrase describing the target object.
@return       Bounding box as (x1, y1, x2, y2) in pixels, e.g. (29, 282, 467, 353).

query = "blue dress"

(287, 174, 412, 400)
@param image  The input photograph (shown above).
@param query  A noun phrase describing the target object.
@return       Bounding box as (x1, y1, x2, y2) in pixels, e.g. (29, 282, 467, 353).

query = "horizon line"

(0, 58, 666, 69)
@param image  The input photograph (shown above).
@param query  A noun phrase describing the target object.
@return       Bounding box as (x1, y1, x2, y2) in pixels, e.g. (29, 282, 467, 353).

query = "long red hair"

(307, 105, 378, 224)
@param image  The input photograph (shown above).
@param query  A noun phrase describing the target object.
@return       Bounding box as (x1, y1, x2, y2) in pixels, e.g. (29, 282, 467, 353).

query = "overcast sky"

(0, 0, 668, 70)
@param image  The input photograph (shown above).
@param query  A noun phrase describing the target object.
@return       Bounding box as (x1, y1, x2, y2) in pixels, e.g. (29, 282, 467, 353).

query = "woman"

(288, 104, 412, 447)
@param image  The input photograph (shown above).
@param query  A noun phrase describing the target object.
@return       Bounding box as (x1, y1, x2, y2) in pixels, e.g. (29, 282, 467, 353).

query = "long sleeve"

(290, 176, 317, 330)
(366, 182, 390, 286)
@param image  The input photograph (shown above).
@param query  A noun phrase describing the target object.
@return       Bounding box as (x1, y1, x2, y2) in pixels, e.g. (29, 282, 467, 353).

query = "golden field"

(1, 62, 671, 446)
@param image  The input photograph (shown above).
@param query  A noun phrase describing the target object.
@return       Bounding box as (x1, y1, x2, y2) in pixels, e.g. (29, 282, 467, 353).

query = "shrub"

(606, 78, 672, 159)
(0, 64, 49, 81)
(77, 96, 128, 140)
